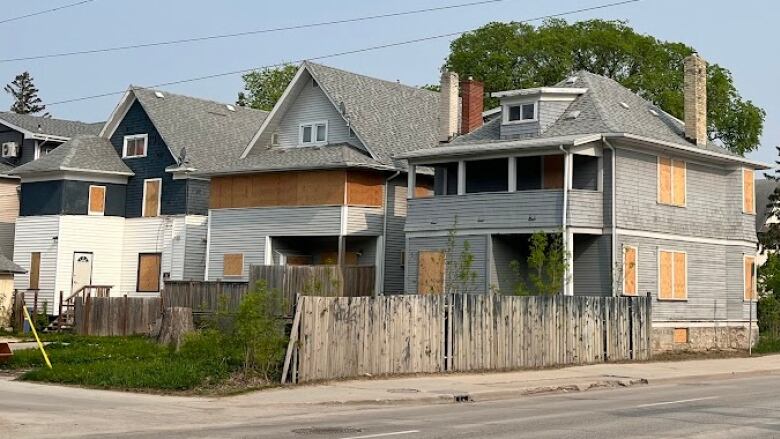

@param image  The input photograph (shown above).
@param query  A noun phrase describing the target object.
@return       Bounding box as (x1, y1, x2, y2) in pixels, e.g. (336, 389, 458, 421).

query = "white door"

(72, 252, 93, 295)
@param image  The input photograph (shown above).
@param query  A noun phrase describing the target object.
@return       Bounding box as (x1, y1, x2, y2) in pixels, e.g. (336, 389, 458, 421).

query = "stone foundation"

(652, 323, 758, 352)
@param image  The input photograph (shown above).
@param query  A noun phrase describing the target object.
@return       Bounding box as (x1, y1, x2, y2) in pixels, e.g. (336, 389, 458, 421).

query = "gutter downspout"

(559, 145, 571, 295)
(602, 136, 618, 297)
(379, 170, 401, 296)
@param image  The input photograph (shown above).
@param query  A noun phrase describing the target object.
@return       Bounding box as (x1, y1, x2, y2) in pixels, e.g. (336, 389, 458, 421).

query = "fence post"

(58, 291, 63, 319)
(32, 290, 38, 317)
(84, 293, 91, 336)
(123, 294, 129, 336)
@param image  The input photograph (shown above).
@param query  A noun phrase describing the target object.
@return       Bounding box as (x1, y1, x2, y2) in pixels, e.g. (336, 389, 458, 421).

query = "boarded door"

(137, 253, 161, 292)
(71, 252, 93, 295)
(418, 251, 445, 294)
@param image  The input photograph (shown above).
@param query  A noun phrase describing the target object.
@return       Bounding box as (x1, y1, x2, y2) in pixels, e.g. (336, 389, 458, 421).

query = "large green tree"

(237, 65, 298, 112)
(4, 71, 49, 116)
(446, 19, 764, 155)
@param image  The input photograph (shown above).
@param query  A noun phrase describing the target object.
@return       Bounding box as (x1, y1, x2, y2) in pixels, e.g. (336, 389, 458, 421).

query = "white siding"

(13, 216, 59, 313)
(183, 215, 208, 281)
(121, 217, 181, 296)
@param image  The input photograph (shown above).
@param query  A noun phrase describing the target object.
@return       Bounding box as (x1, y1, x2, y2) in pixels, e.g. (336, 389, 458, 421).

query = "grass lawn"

(1, 334, 239, 392)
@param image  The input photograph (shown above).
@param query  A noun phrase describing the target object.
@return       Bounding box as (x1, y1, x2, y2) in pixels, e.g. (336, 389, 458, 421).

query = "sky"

(2, 0, 778, 166)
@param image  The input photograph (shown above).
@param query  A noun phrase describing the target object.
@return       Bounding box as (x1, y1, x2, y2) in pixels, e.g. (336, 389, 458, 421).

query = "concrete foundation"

(652, 323, 758, 352)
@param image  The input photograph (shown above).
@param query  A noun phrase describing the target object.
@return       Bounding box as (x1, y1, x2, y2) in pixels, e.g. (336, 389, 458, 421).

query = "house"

(0, 253, 24, 328)
(0, 112, 102, 260)
(200, 62, 437, 294)
(9, 88, 268, 314)
(400, 54, 768, 350)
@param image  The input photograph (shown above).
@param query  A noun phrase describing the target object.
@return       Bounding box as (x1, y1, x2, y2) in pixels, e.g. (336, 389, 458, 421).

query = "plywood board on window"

(320, 251, 359, 266)
(659, 251, 672, 299)
(658, 156, 672, 204)
(743, 169, 755, 214)
(543, 155, 564, 189)
(137, 253, 161, 292)
(143, 180, 161, 217)
(744, 256, 756, 301)
(673, 328, 688, 344)
(209, 170, 348, 209)
(89, 186, 106, 214)
(29, 252, 40, 290)
(673, 252, 687, 300)
(415, 176, 435, 198)
(346, 170, 384, 207)
(623, 246, 637, 296)
(418, 251, 445, 295)
(672, 160, 686, 206)
(223, 254, 244, 276)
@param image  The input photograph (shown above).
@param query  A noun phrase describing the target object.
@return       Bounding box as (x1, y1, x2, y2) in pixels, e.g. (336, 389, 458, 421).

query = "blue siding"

(109, 101, 186, 217)
(20, 181, 125, 216)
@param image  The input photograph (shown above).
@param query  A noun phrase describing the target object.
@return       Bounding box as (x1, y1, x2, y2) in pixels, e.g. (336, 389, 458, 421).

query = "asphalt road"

(27, 373, 780, 439)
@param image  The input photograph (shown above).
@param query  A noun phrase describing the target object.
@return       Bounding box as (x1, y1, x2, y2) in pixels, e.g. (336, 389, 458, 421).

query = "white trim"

(743, 253, 757, 302)
(507, 157, 517, 192)
(20, 171, 130, 184)
(503, 101, 538, 124)
(569, 227, 604, 235)
(141, 178, 162, 217)
(298, 120, 328, 146)
(264, 236, 272, 265)
(87, 185, 106, 216)
(616, 228, 756, 247)
(457, 160, 465, 195)
(622, 245, 638, 296)
(657, 248, 687, 301)
(204, 210, 212, 280)
(0, 118, 69, 142)
(407, 227, 562, 239)
(122, 133, 148, 158)
(99, 89, 134, 139)
(491, 87, 588, 98)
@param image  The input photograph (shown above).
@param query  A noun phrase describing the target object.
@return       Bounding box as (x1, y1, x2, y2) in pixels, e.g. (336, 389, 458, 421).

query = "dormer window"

(299, 121, 327, 146)
(506, 102, 536, 123)
(123, 134, 148, 158)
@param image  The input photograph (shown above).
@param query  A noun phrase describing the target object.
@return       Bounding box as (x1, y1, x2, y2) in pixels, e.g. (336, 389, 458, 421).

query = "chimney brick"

(460, 78, 484, 135)
(438, 70, 459, 142)
(684, 53, 707, 146)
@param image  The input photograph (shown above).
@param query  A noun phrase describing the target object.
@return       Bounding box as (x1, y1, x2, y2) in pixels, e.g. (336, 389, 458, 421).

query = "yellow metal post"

(22, 307, 52, 369)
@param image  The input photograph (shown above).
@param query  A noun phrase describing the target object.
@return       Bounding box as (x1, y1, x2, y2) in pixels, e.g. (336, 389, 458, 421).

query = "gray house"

(400, 54, 768, 351)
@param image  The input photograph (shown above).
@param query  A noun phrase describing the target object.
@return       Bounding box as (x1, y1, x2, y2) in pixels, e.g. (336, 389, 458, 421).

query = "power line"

(1, 0, 505, 63)
(0, 0, 96, 25)
(44, 0, 643, 107)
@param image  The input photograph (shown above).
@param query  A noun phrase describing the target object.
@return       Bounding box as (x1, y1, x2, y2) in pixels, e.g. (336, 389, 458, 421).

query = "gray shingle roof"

(0, 162, 13, 175)
(304, 62, 439, 165)
(0, 112, 102, 138)
(9, 135, 132, 176)
(0, 253, 25, 274)
(756, 178, 776, 233)
(131, 88, 269, 172)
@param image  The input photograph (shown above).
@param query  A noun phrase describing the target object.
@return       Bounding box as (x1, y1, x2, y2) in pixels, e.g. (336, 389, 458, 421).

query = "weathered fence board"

(74, 297, 162, 336)
(287, 294, 651, 383)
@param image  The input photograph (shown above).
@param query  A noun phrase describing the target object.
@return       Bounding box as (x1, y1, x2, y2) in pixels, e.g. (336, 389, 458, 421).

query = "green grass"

(753, 335, 780, 354)
(1, 335, 232, 391)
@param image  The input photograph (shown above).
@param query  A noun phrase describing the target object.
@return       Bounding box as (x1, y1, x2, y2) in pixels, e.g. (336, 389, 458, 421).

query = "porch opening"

(270, 236, 377, 266)
(433, 162, 459, 196)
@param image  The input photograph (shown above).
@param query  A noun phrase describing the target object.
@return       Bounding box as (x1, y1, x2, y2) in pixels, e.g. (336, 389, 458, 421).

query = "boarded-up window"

(744, 255, 757, 301)
(623, 246, 638, 296)
(659, 250, 686, 300)
(29, 252, 40, 290)
(137, 253, 161, 292)
(543, 155, 564, 189)
(320, 252, 359, 266)
(743, 168, 755, 214)
(88, 185, 106, 215)
(673, 328, 689, 344)
(418, 251, 445, 295)
(223, 254, 244, 276)
(143, 179, 161, 217)
(658, 157, 685, 206)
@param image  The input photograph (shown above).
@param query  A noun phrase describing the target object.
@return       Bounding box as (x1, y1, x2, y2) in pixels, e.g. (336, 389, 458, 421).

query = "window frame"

(657, 156, 687, 208)
(742, 168, 756, 215)
(622, 245, 639, 296)
(298, 120, 328, 146)
(657, 248, 688, 301)
(504, 101, 538, 124)
(87, 185, 106, 216)
(743, 254, 757, 302)
(122, 134, 148, 158)
(141, 178, 162, 218)
(136, 252, 162, 293)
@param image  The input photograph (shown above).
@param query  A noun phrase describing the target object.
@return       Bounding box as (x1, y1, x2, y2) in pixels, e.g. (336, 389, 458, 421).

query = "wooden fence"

(284, 294, 652, 383)
(162, 280, 249, 320)
(74, 297, 162, 336)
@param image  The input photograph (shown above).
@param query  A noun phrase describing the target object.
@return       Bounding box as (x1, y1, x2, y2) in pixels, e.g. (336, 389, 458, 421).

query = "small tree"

(512, 231, 568, 296)
(237, 65, 298, 111)
(234, 281, 288, 380)
(4, 72, 49, 116)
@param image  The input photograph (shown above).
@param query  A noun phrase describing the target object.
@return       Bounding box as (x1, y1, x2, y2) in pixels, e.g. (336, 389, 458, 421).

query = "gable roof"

(236, 62, 439, 173)
(9, 135, 133, 176)
(0, 253, 24, 274)
(0, 112, 102, 140)
(101, 87, 269, 173)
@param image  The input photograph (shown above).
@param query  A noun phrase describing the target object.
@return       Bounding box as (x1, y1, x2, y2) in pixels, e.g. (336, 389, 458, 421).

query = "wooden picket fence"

(283, 294, 652, 383)
(162, 280, 249, 320)
(74, 296, 162, 336)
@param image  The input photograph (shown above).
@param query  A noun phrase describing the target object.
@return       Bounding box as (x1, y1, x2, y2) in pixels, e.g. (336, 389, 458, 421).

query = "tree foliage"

(237, 65, 298, 111)
(445, 19, 764, 155)
(4, 72, 49, 116)
(511, 231, 568, 296)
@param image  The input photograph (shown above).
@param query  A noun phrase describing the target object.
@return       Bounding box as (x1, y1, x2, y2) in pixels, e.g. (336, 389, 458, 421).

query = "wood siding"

(346, 170, 383, 207)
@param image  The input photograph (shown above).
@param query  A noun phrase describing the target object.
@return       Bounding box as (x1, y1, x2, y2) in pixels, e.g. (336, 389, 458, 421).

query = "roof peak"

(304, 61, 439, 97)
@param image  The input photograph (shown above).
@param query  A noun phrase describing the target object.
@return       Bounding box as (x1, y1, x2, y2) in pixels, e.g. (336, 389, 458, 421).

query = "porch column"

(457, 160, 466, 195)
(507, 157, 517, 192)
(407, 165, 416, 199)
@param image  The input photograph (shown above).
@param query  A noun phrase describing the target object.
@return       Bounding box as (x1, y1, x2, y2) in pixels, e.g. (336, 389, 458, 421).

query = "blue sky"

(2, 0, 778, 165)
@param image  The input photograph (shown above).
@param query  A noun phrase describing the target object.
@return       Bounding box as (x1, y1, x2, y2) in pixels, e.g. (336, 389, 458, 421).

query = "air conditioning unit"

(1, 142, 19, 158)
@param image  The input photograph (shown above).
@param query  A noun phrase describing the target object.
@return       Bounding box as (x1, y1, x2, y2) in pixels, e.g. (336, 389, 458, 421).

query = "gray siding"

(499, 101, 571, 139)
(183, 217, 208, 280)
(615, 147, 756, 242)
(383, 179, 407, 294)
(489, 234, 525, 294)
(500, 121, 539, 139)
(405, 234, 489, 294)
(568, 190, 604, 228)
(207, 206, 342, 280)
(616, 234, 755, 322)
(573, 234, 612, 297)
(346, 207, 383, 236)
(406, 190, 563, 233)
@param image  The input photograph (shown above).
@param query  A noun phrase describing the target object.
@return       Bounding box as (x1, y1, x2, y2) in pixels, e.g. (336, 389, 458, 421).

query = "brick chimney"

(683, 53, 707, 146)
(460, 78, 484, 135)
(438, 69, 459, 142)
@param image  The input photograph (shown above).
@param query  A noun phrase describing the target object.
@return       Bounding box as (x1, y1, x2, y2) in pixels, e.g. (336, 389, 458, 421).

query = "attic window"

(299, 121, 327, 146)
(154, 91, 165, 98)
(619, 102, 630, 109)
(507, 102, 536, 123)
(123, 134, 148, 158)
(226, 104, 236, 112)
